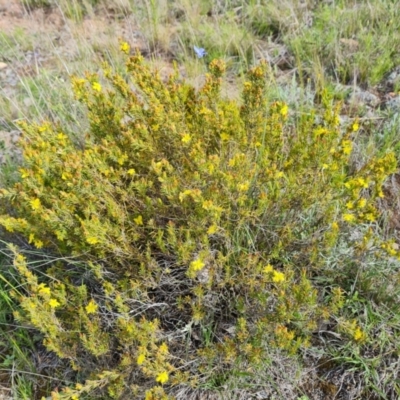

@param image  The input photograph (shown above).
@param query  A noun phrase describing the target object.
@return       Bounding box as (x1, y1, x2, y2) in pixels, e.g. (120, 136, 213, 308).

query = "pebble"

(335, 83, 381, 108)
(349, 88, 380, 108)
(386, 65, 400, 87)
(385, 95, 400, 112)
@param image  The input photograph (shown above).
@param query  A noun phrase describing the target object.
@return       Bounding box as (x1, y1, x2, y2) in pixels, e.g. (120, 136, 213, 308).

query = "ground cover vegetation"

(1, 1, 400, 399)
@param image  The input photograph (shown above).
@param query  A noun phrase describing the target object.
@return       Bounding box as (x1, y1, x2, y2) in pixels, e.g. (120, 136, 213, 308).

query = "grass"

(1, 0, 400, 399)
(0, 245, 39, 399)
(288, 0, 400, 86)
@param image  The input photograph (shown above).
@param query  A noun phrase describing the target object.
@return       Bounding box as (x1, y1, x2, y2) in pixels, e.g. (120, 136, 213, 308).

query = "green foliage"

(0, 28, 35, 58)
(178, 15, 256, 68)
(0, 45, 398, 398)
(289, 0, 400, 85)
(137, 0, 400, 87)
(0, 243, 49, 399)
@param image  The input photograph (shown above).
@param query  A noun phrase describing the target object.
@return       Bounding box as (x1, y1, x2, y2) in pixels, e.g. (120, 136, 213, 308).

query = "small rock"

(254, 390, 269, 400)
(385, 95, 400, 112)
(0, 62, 7, 70)
(387, 66, 400, 86)
(349, 88, 380, 108)
(378, 65, 400, 93)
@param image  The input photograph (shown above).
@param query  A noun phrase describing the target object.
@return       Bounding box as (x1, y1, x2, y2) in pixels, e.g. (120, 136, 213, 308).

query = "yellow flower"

(71, 395, 79, 400)
(330, 162, 339, 171)
(207, 224, 217, 235)
(48, 298, 60, 308)
(237, 182, 249, 191)
(20, 169, 29, 179)
(86, 236, 99, 245)
(120, 41, 130, 54)
(127, 168, 135, 176)
(331, 222, 339, 230)
(159, 342, 168, 354)
(92, 82, 102, 92)
(30, 198, 41, 211)
(314, 127, 327, 136)
(202, 200, 214, 210)
(353, 326, 365, 342)
(156, 371, 169, 384)
(365, 213, 376, 222)
(56, 133, 68, 141)
(34, 239, 44, 249)
(117, 154, 128, 165)
(346, 201, 354, 210)
(357, 177, 368, 188)
(280, 103, 288, 117)
(134, 215, 143, 226)
(352, 122, 359, 132)
(343, 213, 356, 223)
(357, 198, 367, 208)
(342, 140, 352, 155)
(74, 78, 86, 86)
(179, 190, 192, 202)
(220, 132, 230, 141)
(272, 271, 285, 283)
(85, 299, 98, 314)
(38, 283, 51, 296)
(61, 172, 70, 180)
(137, 354, 146, 365)
(181, 133, 191, 143)
(263, 264, 274, 274)
(190, 258, 205, 272)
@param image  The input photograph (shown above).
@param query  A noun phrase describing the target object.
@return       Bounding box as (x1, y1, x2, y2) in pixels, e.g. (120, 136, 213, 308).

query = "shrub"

(0, 44, 397, 398)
